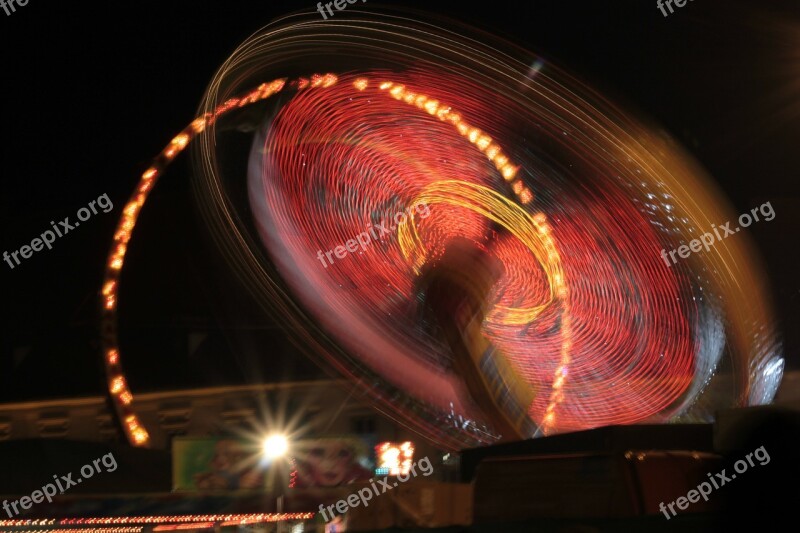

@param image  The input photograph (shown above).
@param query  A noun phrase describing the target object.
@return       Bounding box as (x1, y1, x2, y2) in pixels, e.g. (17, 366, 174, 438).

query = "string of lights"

(0, 513, 315, 528)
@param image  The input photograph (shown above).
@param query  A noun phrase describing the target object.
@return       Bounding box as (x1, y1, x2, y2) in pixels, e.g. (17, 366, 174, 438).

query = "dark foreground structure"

(1, 405, 798, 532)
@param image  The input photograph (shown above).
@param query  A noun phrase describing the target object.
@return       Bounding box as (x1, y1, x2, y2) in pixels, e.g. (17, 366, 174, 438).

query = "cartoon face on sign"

(292, 438, 372, 487)
(191, 439, 263, 490)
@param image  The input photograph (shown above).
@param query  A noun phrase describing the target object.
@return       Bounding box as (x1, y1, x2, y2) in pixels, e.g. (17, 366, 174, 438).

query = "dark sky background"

(1, 0, 798, 403)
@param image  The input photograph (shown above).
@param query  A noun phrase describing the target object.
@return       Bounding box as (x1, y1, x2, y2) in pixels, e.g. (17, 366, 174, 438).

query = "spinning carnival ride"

(98, 12, 783, 451)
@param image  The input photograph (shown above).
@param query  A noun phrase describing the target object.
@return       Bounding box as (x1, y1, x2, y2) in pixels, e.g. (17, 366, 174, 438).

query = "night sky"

(1, 0, 798, 403)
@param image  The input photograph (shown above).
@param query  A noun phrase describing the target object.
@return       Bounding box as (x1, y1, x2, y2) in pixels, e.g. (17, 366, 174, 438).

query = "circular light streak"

(101, 12, 782, 449)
